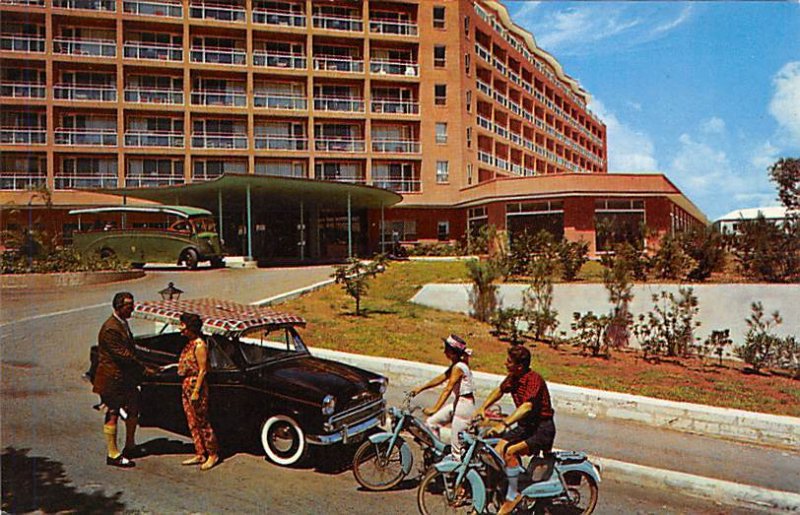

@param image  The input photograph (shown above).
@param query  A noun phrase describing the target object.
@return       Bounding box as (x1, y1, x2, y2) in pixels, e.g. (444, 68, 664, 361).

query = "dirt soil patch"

(282, 261, 800, 417)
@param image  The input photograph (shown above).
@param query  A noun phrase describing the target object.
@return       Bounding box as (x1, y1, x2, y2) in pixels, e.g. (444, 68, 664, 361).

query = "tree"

(735, 302, 783, 374)
(769, 157, 799, 211)
(466, 258, 501, 322)
(650, 233, 696, 280)
(603, 253, 634, 350)
(634, 287, 700, 360)
(698, 329, 733, 367)
(522, 257, 559, 342)
(332, 258, 383, 316)
(678, 225, 726, 281)
(558, 240, 589, 281)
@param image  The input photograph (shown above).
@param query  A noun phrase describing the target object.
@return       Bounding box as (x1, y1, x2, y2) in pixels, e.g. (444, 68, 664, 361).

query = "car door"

(137, 335, 186, 434)
(206, 336, 254, 444)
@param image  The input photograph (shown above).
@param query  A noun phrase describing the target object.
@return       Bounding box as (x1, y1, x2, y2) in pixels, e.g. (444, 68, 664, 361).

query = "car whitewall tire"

(260, 414, 307, 466)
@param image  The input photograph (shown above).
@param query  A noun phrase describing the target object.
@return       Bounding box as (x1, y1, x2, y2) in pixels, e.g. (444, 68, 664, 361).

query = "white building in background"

(713, 206, 794, 234)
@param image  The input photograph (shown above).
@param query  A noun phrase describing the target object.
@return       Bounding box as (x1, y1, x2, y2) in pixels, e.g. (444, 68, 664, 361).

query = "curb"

(252, 278, 335, 306)
(0, 270, 145, 290)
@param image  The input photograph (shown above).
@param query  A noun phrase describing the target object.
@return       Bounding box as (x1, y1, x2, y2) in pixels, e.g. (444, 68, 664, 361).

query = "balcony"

(124, 87, 184, 105)
(0, 173, 47, 190)
(371, 98, 418, 115)
(315, 137, 365, 153)
(0, 82, 46, 99)
(372, 179, 420, 193)
(369, 19, 418, 37)
(124, 41, 183, 61)
(317, 171, 365, 184)
(476, 79, 491, 96)
(313, 55, 364, 73)
(312, 13, 363, 32)
(254, 135, 308, 151)
(54, 38, 117, 58)
(55, 128, 117, 146)
(252, 51, 306, 70)
(125, 174, 184, 187)
(191, 132, 247, 149)
(191, 46, 246, 66)
(369, 59, 418, 77)
(190, 2, 246, 22)
(314, 96, 364, 113)
(0, 34, 46, 53)
(191, 89, 246, 107)
(55, 174, 118, 189)
(477, 150, 493, 165)
(124, 130, 184, 148)
(371, 139, 420, 154)
(53, 0, 115, 11)
(253, 92, 306, 110)
(252, 8, 305, 27)
(476, 115, 492, 130)
(0, 128, 46, 144)
(0, 0, 45, 6)
(54, 84, 117, 102)
(475, 43, 491, 63)
(124, 0, 183, 17)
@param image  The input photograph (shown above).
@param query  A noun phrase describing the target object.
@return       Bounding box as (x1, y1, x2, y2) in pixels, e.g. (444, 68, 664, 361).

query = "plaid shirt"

(500, 369, 554, 425)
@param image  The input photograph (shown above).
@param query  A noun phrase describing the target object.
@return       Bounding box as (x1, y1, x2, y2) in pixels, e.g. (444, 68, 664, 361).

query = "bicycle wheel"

(352, 439, 406, 491)
(417, 468, 476, 515)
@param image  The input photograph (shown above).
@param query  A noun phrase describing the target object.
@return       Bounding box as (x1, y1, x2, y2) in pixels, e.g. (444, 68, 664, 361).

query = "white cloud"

(589, 99, 658, 172)
(535, 7, 640, 51)
(626, 101, 642, 112)
(700, 117, 726, 135)
(769, 61, 800, 145)
(750, 141, 780, 172)
(652, 5, 693, 34)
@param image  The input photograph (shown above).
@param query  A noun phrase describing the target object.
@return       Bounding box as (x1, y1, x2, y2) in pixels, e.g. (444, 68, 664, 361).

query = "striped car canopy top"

(133, 298, 306, 336)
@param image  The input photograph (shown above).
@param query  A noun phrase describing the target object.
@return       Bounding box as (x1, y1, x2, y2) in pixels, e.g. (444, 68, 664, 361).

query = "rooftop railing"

(252, 8, 305, 27)
(124, 87, 184, 105)
(0, 173, 47, 190)
(124, 41, 183, 61)
(190, 46, 246, 65)
(190, 2, 245, 22)
(253, 92, 307, 110)
(369, 59, 418, 77)
(124, 130, 184, 148)
(54, 37, 117, 58)
(0, 34, 46, 53)
(313, 96, 364, 112)
(312, 13, 363, 32)
(53, 0, 115, 11)
(54, 84, 117, 102)
(314, 137, 365, 153)
(254, 135, 308, 151)
(191, 132, 247, 149)
(0, 128, 46, 144)
(252, 51, 306, 69)
(123, 0, 183, 17)
(371, 139, 420, 154)
(191, 89, 246, 107)
(0, 82, 46, 99)
(313, 55, 364, 73)
(370, 98, 419, 115)
(55, 128, 118, 146)
(368, 19, 418, 36)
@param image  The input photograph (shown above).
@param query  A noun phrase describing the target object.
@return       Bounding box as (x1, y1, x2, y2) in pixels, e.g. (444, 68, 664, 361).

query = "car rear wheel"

(99, 248, 115, 260)
(180, 248, 198, 270)
(260, 415, 308, 466)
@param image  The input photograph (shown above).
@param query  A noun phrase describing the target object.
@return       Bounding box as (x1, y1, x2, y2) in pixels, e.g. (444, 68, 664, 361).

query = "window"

(464, 53, 471, 75)
(435, 123, 447, 144)
(467, 163, 473, 185)
(466, 90, 472, 112)
(437, 221, 450, 241)
(434, 84, 446, 106)
(434, 45, 446, 67)
(464, 15, 470, 37)
(466, 127, 472, 148)
(433, 6, 445, 29)
(436, 161, 449, 183)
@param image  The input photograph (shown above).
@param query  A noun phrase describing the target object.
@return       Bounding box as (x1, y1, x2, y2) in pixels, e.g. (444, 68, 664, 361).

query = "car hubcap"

(271, 424, 296, 454)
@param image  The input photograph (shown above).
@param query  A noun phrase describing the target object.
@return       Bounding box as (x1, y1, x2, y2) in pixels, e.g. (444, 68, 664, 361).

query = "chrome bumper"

(307, 413, 383, 446)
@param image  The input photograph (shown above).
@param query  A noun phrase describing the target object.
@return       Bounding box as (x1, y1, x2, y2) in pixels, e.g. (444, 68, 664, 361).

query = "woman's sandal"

(182, 455, 205, 466)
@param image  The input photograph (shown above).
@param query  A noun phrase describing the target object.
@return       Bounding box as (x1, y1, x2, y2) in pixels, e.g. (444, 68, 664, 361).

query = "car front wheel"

(260, 415, 308, 466)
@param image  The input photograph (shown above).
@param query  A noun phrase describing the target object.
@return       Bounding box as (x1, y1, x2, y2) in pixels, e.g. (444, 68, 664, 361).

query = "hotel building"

(0, 0, 705, 260)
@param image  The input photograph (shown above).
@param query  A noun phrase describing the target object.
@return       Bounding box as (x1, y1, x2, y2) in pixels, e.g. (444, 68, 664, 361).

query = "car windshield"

(237, 326, 308, 366)
(193, 217, 217, 233)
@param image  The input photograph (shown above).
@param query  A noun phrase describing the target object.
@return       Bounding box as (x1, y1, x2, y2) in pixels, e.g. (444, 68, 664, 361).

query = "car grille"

(328, 398, 385, 431)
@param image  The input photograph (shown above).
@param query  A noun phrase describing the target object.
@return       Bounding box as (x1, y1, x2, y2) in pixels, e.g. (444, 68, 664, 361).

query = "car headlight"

(322, 394, 336, 416)
(371, 377, 388, 395)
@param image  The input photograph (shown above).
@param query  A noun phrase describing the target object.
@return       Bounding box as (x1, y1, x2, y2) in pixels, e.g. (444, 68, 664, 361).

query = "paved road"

(0, 268, 780, 513)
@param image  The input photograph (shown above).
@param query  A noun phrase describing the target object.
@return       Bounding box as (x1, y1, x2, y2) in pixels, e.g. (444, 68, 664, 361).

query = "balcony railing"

(54, 84, 117, 102)
(0, 128, 46, 144)
(478, 150, 493, 165)
(372, 179, 420, 193)
(313, 56, 364, 73)
(0, 82, 46, 99)
(191, 47, 246, 65)
(476, 115, 492, 130)
(191, 89, 246, 107)
(54, 128, 117, 146)
(476, 79, 491, 96)
(253, 93, 306, 110)
(252, 51, 306, 69)
(124, 0, 183, 17)
(369, 19, 418, 36)
(371, 139, 420, 154)
(125, 175, 185, 187)
(55, 174, 118, 189)
(318, 172, 365, 184)
(371, 98, 419, 115)
(1, 34, 46, 53)
(54, 38, 117, 58)
(191, 132, 247, 149)
(0, 173, 47, 190)
(254, 135, 308, 151)
(0, 0, 45, 6)
(124, 87, 183, 104)
(53, 0, 115, 11)
(124, 41, 183, 61)
(312, 13, 363, 32)
(314, 96, 364, 112)
(369, 59, 418, 77)
(124, 130, 184, 148)
(252, 8, 305, 27)
(190, 2, 245, 22)
(475, 43, 491, 63)
(314, 137, 365, 153)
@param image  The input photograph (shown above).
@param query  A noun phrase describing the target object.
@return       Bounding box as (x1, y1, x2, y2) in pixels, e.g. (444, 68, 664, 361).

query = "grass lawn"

(282, 260, 800, 417)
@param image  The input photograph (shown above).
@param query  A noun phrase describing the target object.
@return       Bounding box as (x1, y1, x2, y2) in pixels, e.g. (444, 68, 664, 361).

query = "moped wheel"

(417, 468, 475, 515)
(534, 470, 598, 515)
(352, 439, 406, 491)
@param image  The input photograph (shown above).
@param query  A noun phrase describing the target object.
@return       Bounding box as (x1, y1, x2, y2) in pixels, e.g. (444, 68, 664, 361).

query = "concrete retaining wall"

(0, 270, 145, 290)
(310, 348, 800, 451)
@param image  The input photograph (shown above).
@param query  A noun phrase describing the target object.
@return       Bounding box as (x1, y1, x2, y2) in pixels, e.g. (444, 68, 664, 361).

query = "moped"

(416, 419, 601, 514)
(352, 393, 449, 491)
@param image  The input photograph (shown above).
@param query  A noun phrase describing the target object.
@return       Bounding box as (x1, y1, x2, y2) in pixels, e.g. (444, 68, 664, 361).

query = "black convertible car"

(106, 298, 387, 466)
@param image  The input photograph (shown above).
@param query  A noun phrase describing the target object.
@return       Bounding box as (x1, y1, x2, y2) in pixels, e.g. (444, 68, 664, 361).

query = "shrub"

(731, 214, 800, 283)
(332, 258, 382, 315)
(465, 224, 495, 255)
(490, 306, 525, 345)
(735, 302, 783, 373)
(698, 329, 733, 367)
(678, 225, 726, 281)
(634, 287, 700, 360)
(522, 257, 559, 343)
(558, 240, 589, 281)
(776, 336, 800, 379)
(571, 311, 610, 357)
(506, 230, 558, 277)
(406, 242, 463, 257)
(650, 233, 696, 280)
(601, 242, 648, 281)
(1, 247, 126, 274)
(466, 258, 502, 322)
(603, 253, 634, 349)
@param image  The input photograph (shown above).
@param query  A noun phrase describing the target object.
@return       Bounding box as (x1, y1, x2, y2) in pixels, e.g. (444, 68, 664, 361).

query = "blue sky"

(505, 1, 800, 219)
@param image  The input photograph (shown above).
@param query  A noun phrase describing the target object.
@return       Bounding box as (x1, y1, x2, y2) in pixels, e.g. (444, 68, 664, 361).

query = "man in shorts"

(478, 345, 555, 514)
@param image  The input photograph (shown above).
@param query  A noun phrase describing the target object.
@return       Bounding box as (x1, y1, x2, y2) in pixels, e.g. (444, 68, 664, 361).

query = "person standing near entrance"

(93, 292, 153, 468)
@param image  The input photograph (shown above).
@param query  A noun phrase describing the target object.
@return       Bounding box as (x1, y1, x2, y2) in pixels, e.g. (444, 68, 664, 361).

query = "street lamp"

(159, 282, 183, 301)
